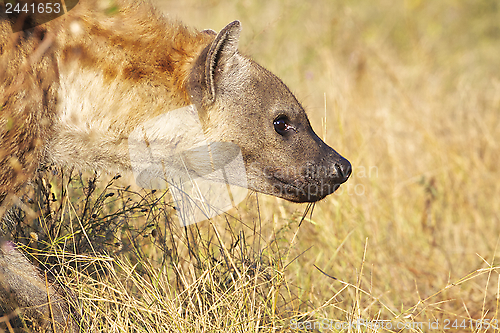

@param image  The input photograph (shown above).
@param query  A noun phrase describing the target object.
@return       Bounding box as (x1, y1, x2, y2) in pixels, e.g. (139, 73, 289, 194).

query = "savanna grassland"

(3, 0, 500, 332)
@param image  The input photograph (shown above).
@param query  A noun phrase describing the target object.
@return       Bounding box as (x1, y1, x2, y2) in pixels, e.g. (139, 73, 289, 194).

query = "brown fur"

(0, 0, 351, 330)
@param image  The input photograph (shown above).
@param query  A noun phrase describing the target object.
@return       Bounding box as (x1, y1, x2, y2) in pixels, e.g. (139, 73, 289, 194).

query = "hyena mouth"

(267, 157, 352, 202)
(270, 174, 345, 203)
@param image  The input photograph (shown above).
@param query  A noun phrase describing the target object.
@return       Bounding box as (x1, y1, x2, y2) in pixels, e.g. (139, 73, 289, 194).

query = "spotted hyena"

(0, 0, 350, 330)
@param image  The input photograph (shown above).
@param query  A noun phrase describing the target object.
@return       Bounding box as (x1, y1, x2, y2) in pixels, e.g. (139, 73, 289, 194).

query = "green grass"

(4, 0, 500, 331)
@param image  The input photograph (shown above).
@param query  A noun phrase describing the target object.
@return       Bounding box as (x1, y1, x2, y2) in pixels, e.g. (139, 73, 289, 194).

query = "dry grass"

(2, 0, 500, 331)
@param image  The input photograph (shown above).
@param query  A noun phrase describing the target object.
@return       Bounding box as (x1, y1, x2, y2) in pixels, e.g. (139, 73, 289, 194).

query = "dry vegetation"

(2, 0, 500, 332)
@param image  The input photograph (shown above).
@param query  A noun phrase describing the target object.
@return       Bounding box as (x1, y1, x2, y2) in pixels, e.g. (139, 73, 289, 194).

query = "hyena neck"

(48, 0, 214, 172)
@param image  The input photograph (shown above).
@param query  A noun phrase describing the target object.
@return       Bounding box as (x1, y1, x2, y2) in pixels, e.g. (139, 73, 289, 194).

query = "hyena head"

(189, 21, 351, 202)
(189, 21, 351, 203)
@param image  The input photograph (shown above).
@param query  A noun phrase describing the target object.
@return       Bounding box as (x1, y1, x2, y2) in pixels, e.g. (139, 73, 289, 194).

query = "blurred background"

(151, 0, 500, 326)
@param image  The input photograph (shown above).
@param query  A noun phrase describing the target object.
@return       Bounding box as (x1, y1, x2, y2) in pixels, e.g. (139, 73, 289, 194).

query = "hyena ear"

(205, 21, 241, 103)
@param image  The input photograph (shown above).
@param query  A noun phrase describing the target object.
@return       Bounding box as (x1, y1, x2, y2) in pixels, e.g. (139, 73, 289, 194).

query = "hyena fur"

(0, 0, 351, 330)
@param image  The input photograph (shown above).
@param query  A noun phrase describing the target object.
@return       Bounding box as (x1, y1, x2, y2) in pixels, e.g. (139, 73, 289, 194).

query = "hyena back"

(1, 0, 350, 330)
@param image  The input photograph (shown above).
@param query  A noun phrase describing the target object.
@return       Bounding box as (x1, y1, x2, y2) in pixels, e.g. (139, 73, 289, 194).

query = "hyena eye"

(273, 116, 293, 135)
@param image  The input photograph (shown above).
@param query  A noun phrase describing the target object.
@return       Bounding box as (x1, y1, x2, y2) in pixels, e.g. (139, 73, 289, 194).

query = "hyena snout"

(307, 153, 351, 201)
(333, 156, 352, 183)
(272, 151, 351, 203)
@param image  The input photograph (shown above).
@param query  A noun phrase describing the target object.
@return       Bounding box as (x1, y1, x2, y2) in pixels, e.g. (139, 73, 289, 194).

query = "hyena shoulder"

(0, 0, 214, 200)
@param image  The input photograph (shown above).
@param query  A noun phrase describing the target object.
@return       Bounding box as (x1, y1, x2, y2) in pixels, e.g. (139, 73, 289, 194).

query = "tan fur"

(2, 0, 215, 180)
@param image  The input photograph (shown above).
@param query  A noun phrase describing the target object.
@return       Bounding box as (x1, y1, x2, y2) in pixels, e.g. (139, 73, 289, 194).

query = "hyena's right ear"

(189, 21, 242, 105)
(205, 21, 241, 103)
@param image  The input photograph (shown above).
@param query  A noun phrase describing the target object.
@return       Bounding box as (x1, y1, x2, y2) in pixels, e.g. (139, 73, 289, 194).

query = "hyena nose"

(335, 158, 352, 183)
